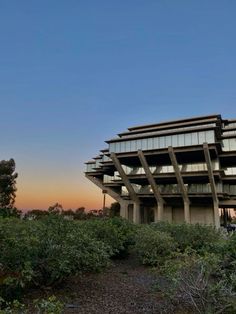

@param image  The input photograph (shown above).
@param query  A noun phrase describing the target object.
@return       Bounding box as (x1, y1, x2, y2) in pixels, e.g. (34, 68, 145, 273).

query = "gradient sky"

(0, 1, 236, 210)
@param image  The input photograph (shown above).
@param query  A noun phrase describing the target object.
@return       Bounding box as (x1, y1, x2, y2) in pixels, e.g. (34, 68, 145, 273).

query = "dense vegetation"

(135, 222, 236, 313)
(0, 214, 236, 313)
(0, 215, 134, 310)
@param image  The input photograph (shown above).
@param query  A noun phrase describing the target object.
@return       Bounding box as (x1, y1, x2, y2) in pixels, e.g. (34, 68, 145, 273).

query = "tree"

(110, 202, 120, 217)
(48, 202, 63, 214)
(24, 209, 49, 220)
(74, 207, 86, 220)
(0, 158, 18, 209)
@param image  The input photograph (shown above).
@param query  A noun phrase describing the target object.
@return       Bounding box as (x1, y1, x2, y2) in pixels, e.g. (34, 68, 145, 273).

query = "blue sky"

(0, 1, 236, 210)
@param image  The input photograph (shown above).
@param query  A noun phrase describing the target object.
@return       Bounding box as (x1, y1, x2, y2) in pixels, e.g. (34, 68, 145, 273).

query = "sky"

(0, 1, 236, 211)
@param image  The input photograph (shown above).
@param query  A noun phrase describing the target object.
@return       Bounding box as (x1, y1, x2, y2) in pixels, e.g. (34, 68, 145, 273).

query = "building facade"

(85, 114, 236, 227)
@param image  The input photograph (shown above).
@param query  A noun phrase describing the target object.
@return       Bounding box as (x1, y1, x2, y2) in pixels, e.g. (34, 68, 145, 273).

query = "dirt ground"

(25, 255, 172, 314)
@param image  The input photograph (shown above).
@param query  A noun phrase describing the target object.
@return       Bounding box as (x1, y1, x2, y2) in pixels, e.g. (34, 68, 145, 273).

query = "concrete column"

(133, 202, 141, 224)
(157, 202, 164, 221)
(184, 201, 190, 223)
(120, 201, 129, 219)
(213, 201, 220, 229)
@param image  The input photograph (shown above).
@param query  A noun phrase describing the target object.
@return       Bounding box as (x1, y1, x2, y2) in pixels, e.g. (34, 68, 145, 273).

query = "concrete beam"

(168, 146, 190, 223)
(137, 150, 165, 205)
(184, 200, 190, 223)
(203, 143, 218, 203)
(203, 143, 220, 228)
(168, 146, 189, 204)
(137, 150, 165, 221)
(110, 153, 140, 204)
(86, 175, 133, 220)
(85, 174, 121, 202)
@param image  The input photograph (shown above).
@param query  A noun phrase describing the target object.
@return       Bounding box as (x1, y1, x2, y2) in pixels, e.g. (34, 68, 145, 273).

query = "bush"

(34, 215, 110, 285)
(134, 225, 176, 266)
(34, 295, 64, 314)
(158, 251, 236, 313)
(0, 215, 110, 301)
(78, 217, 135, 258)
(151, 221, 222, 253)
(0, 295, 64, 314)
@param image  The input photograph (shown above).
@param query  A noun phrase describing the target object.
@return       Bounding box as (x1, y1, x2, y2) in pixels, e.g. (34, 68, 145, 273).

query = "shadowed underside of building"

(85, 114, 236, 228)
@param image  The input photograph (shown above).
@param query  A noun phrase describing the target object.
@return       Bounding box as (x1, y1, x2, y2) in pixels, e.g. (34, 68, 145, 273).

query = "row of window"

(121, 161, 220, 175)
(224, 122, 236, 129)
(109, 130, 215, 153)
(103, 172, 120, 183)
(121, 183, 236, 196)
(87, 161, 236, 176)
(225, 167, 236, 175)
(223, 130, 236, 136)
(224, 184, 236, 194)
(103, 166, 236, 184)
(86, 163, 96, 172)
(222, 138, 236, 151)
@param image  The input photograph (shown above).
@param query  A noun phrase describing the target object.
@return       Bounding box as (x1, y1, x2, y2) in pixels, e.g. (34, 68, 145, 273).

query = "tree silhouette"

(48, 202, 63, 214)
(0, 158, 17, 208)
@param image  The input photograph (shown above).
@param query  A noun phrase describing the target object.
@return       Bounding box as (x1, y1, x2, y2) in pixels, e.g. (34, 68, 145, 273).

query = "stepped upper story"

(85, 114, 236, 207)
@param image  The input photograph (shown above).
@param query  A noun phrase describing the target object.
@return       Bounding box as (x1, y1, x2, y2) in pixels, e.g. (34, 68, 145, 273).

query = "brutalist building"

(85, 114, 236, 227)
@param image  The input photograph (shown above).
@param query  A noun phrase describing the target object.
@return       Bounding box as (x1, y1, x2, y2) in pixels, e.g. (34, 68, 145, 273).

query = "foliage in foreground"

(78, 217, 135, 258)
(150, 221, 223, 253)
(157, 251, 236, 313)
(134, 222, 236, 313)
(0, 295, 63, 314)
(0, 215, 135, 306)
(1, 214, 236, 313)
(134, 225, 176, 266)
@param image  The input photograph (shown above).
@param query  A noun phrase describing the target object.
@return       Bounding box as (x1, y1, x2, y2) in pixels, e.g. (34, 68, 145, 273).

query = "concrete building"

(85, 114, 236, 227)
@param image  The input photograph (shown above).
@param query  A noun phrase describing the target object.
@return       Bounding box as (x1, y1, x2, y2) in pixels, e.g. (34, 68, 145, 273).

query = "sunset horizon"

(1, 1, 236, 212)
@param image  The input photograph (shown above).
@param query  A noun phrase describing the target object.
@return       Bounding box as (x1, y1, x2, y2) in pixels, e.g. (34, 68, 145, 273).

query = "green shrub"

(33, 215, 110, 285)
(0, 216, 110, 301)
(0, 296, 64, 314)
(78, 217, 135, 258)
(34, 295, 64, 314)
(158, 251, 236, 313)
(0, 298, 27, 314)
(151, 221, 222, 253)
(134, 225, 176, 266)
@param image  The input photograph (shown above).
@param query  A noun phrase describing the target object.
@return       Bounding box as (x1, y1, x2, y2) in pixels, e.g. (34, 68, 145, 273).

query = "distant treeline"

(20, 202, 120, 220)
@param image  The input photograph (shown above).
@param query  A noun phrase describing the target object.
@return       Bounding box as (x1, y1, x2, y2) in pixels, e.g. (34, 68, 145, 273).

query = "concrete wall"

(120, 202, 215, 226)
(172, 206, 185, 223)
(190, 206, 214, 225)
(165, 205, 215, 225)
(163, 206, 173, 222)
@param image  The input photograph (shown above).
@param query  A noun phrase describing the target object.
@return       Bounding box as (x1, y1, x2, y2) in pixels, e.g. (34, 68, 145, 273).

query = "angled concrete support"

(184, 200, 190, 223)
(110, 153, 140, 223)
(168, 146, 190, 223)
(110, 153, 140, 204)
(85, 174, 121, 202)
(213, 201, 220, 228)
(137, 150, 165, 221)
(203, 143, 220, 228)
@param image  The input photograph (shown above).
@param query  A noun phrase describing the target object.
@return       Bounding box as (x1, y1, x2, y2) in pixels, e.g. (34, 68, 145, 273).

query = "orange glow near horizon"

(15, 176, 113, 211)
